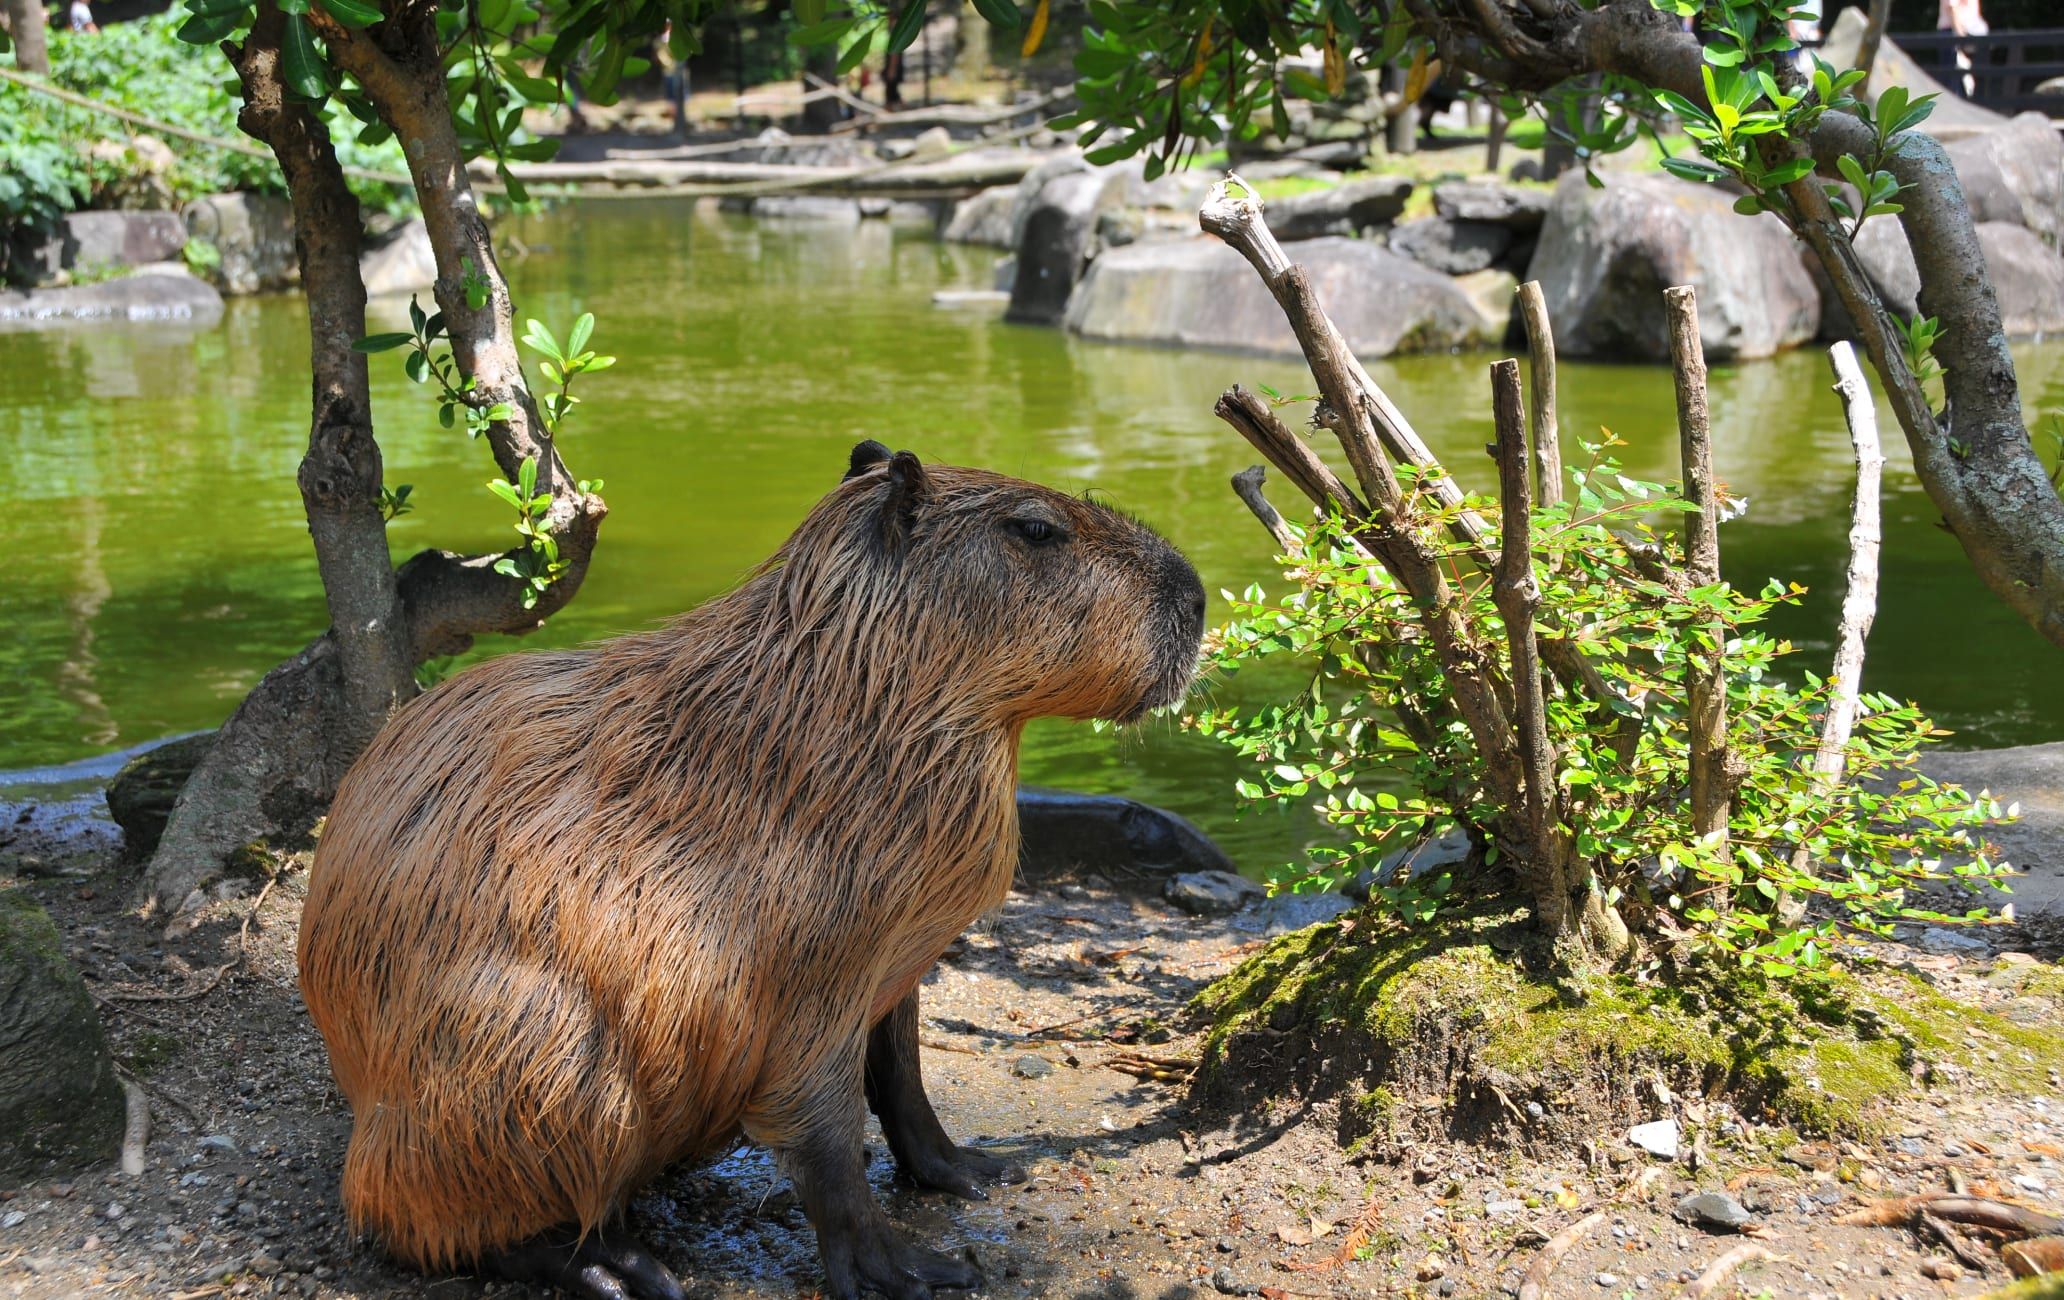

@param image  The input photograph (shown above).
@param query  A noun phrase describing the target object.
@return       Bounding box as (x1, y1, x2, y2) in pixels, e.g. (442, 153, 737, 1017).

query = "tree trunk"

(144, 6, 418, 916)
(802, 45, 842, 131)
(143, 2, 610, 918)
(5, 0, 49, 75)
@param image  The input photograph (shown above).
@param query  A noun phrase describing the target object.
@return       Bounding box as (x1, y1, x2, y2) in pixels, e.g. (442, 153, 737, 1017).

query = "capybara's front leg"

(776, 1091, 982, 1299)
(865, 988, 1024, 1199)
(480, 1221, 686, 1300)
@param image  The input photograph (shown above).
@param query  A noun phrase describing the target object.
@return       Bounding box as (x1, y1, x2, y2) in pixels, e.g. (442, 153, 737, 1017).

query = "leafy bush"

(1195, 434, 2010, 974)
(0, 12, 410, 275)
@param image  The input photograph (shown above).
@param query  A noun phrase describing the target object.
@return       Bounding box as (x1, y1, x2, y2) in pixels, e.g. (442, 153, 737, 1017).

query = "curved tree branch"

(318, 9, 609, 654)
(1414, 0, 2064, 646)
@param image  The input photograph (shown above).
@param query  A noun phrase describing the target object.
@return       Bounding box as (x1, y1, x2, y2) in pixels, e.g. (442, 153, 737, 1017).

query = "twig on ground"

(1839, 1193, 2064, 1237)
(120, 1079, 149, 1177)
(1684, 1244, 1775, 1298)
(918, 1034, 982, 1056)
(1517, 1210, 1605, 1300)
(102, 874, 279, 1004)
(1104, 1051, 1198, 1084)
(1921, 1211, 1996, 1273)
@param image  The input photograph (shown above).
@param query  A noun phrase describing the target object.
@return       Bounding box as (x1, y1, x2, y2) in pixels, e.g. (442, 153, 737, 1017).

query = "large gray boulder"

(1527, 171, 1819, 361)
(1819, 216, 2064, 340)
(1978, 222, 2064, 337)
(184, 192, 296, 295)
(1915, 742, 2064, 920)
(1065, 236, 1497, 358)
(943, 184, 1016, 247)
(1433, 180, 1551, 232)
(0, 888, 126, 1186)
(359, 218, 437, 298)
(1268, 176, 1413, 241)
(0, 264, 223, 328)
(1006, 158, 1115, 326)
(1389, 216, 1512, 275)
(60, 210, 188, 272)
(1946, 114, 2064, 250)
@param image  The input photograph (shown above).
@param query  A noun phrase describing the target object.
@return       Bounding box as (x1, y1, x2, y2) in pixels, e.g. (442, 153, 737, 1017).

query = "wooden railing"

(1892, 28, 2064, 117)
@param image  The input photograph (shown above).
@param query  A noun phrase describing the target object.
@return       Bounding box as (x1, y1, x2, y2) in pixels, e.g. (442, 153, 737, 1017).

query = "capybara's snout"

(1140, 541, 1206, 716)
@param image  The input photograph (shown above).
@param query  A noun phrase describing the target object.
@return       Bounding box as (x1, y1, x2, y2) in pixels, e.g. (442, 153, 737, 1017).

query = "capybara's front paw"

(903, 1142, 1025, 1201)
(482, 1223, 687, 1300)
(822, 1219, 981, 1299)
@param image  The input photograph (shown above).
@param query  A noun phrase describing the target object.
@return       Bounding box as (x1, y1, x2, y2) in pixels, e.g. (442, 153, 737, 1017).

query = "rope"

(0, 65, 417, 188)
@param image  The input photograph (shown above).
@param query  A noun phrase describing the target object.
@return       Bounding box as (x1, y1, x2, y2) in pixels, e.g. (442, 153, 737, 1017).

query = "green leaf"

(885, 0, 928, 55)
(487, 480, 523, 509)
(177, 9, 243, 41)
(1733, 194, 1765, 215)
(280, 13, 331, 100)
(970, 0, 1021, 30)
(567, 311, 594, 357)
(352, 332, 414, 353)
(1659, 156, 1727, 183)
(1761, 157, 1816, 187)
(836, 31, 873, 75)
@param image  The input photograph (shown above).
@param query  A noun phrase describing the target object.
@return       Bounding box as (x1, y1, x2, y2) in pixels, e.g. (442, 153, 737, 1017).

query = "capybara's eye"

(1006, 516, 1062, 546)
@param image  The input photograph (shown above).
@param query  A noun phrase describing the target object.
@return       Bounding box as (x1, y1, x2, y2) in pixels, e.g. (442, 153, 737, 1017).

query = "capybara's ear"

(844, 440, 893, 482)
(879, 450, 929, 550)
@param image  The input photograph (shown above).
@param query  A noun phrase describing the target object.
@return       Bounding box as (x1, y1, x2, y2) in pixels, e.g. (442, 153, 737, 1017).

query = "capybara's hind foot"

(821, 1218, 981, 1300)
(900, 1140, 1026, 1201)
(482, 1223, 687, 1300)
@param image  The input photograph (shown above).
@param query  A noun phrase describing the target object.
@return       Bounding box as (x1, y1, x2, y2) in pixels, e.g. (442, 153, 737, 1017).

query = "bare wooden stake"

(1231, 466, 1305, 556)
(1665, 286, 1733, 881)
(1490, 360, 1560, 874)
(1516, 281, 1564, 509)
(1782, 341, 1885, 914)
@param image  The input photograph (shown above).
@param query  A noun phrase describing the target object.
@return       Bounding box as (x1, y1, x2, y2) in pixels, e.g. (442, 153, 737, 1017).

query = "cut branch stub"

(1516, 279, 1564, 510)
(1231, 466, 1305, 556)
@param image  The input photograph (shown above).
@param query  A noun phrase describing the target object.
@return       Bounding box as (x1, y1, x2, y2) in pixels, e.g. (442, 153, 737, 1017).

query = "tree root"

(1838, 1193, 2064, 1238)
(1684, 1244, 1774, 1299)
(1517, 1210, 1605, 1300)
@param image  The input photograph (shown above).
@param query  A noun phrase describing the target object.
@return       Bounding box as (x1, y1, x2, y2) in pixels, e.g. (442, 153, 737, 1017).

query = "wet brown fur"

(297, 455, 1202, 1272)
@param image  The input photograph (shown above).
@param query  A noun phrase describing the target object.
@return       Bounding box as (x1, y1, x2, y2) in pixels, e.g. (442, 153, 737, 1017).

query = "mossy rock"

(1190, 906, 2064, 1157)
(104, 731, 215, 859)
(1985, 1276, 2064, 1300)
(0, 887, 125, 1187)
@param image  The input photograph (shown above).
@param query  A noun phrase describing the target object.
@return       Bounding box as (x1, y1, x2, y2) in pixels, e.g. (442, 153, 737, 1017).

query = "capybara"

(297, 442, 1207, 1300)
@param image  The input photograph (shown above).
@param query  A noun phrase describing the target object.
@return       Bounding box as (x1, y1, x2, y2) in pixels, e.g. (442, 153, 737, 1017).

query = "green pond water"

(5, 196, 2064, 871)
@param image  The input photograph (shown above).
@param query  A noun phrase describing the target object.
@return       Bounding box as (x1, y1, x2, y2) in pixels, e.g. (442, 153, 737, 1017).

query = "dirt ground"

(3, 831, 2063, 1300)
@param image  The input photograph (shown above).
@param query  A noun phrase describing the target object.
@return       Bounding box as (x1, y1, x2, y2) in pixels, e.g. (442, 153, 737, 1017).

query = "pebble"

(1628, 1119, 1679, 1159)
(1210, 1265, 1260, 1296)
(1635, 1279, 1650, 1292)
(199, 1135, 238, 1154)
(2014, 1173, 2047, 1192)
(248, 1252, 283, 1277)
(1595, 1273, 1618, 1287)
(1895, 1137, 1924, 1155)
(0, 1211, 23, 1229)
(1674, 1191, 1752, 1231)
(1485, 1199, 1527, 1215)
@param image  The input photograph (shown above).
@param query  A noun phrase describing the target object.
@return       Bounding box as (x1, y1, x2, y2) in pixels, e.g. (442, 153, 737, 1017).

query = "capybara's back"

(298, 447, 1205, 1296)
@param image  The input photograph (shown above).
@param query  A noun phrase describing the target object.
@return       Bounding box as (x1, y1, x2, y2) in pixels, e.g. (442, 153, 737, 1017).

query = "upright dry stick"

(1665, 287, 1734, 889)
(1516, 281, 1564, 510)
(1782, 341, 1885, 912)
(1231, 466, 1306, 556)
(1490, 360, 1559, 862)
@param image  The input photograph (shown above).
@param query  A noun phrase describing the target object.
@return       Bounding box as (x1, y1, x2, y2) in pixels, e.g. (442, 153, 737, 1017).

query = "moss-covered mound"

(1191, 906, 2064, 1157)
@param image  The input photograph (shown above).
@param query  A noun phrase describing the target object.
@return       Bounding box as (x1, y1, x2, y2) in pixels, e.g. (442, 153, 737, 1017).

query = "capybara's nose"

(1164, 551, 1206, 633)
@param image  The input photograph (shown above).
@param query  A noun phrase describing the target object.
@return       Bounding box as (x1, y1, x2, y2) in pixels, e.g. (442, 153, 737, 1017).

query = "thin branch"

(1231, 467, 1305, 556)
(1215, 387, 1369, 518)
(1781, 341, 1884, 912)
(1518, 1211, 1606, 1300)
(1684, 1245, 1774, 1299)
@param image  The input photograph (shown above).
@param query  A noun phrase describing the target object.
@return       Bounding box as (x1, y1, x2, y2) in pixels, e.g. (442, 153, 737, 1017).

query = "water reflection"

(2, 197, 2061, 872)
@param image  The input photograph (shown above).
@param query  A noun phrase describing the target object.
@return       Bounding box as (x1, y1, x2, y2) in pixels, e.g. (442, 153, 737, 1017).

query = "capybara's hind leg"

(865, 989, 1023, 1199)
(767, 1084, 981, 1299)
(482, 1223, 687, 1300)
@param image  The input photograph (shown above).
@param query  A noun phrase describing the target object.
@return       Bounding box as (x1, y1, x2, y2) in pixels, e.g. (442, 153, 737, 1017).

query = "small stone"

(199, 1135, 238, 1154)
(1634, 1278, 1650, 1292)
(2014, 1173, 2047, 1192)
(1895, 1137, 1924, 1155)
(1914, 926, 1991, 956)
(1010, 1056, 1055, 1080)
(1919, 1258, 1962, 1281)
(1211, 1265, 1260, 1296)
(105, 1202, 125, 1220)
(1, 1211, 23, 1229)
(247, 1252, 282, 1278)
(1628, 1119, 1680, 1159)
(1164, 871, 1263, 916)
(1673, 1191, 1752, 1231)
(1525, 1101, 1545, 1119)
(1417, 1255, 1446, 1281)
(1438, 1281, 1457, 1297)
(1485, 1199, 1527, 1215)
(1596, 1273, 1618, 1287)
(1944, 1143, 1966, 1157)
